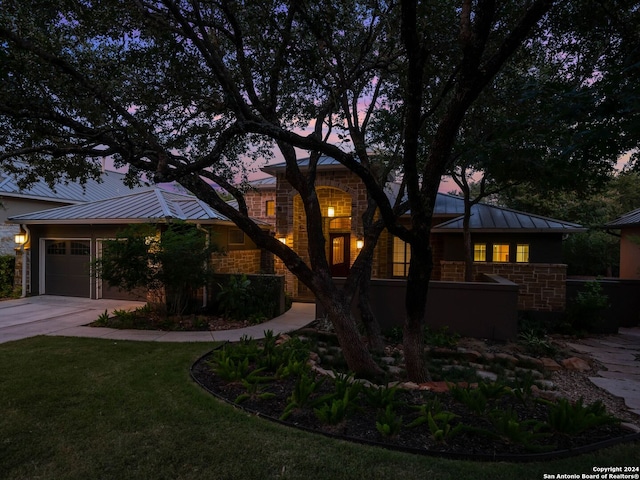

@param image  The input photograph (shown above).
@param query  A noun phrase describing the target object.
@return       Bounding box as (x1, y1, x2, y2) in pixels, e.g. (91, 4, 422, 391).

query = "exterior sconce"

(356, 239, 364, 249)
(278, 236, 287, 244)
(327, 206, 335, 218)
(14, 233, 27, 245)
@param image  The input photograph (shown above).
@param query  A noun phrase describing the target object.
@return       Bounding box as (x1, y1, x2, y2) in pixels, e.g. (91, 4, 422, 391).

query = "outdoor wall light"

(14, 233, 27, 245)
(278, 236, 287, 244)
(327, 206, 335, 217)
(356, 239, 364, 249)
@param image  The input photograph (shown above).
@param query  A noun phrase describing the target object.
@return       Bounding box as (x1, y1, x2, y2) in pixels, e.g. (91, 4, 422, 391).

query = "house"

(8, 189, 270, 300)
(252, 156, 584, 317)
(0, 167, 151, 255)
(606, 207, 640, 280)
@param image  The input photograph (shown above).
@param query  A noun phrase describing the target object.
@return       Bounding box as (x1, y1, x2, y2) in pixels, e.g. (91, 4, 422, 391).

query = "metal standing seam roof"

(0, 169, 152, 203)
(605, 208, 640, 228)
(8, 189, 235, 225)
(432, 202, 586, 233)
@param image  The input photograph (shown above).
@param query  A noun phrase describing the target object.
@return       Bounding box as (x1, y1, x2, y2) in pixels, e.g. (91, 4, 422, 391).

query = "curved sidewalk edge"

(46, 302, 317, 343)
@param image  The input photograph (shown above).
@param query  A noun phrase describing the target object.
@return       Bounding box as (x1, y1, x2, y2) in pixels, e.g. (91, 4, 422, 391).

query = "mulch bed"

(190, 350, 639, 462)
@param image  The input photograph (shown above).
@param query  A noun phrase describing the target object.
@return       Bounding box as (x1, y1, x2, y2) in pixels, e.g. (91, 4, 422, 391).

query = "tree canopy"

(1, 0, 639, 380)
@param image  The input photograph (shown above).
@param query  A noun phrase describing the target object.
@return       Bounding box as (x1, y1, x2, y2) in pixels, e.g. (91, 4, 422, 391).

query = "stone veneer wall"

(211, 250, 262, 274)
(244, 190, 276, 226)
(12, 248, 31, 295)
(440, 261, 567, 312)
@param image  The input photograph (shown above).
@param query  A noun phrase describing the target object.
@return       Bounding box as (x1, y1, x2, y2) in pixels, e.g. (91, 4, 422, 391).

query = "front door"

(329, 233, 350, 277)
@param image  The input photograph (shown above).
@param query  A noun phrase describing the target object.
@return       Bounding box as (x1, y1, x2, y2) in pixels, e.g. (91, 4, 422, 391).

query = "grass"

(0, 337, 638, 480)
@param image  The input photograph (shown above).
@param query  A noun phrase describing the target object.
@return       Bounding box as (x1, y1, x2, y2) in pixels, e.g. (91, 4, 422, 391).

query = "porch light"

(327, 206, 335, 217)
(356, 238, 364, 249)
(14, 233, 27, 245)
(278, 236, 287, 244)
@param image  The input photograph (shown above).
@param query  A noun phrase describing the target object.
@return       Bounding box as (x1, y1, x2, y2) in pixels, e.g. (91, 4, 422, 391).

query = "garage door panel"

(44, 240, 91, 297)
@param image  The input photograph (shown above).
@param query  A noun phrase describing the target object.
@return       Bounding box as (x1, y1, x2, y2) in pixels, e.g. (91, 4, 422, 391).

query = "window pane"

(332, 237, 344, 264)
(492, 244, 510, 262)
(47, 241, 66, 255)
(265, 200, 275, 216)
(473, 243, 486, 262)
(392, 236, 410, 277)
(516, 244, 529, 263)
(229, 229, 245, 245)
(70, 241, 90, 256)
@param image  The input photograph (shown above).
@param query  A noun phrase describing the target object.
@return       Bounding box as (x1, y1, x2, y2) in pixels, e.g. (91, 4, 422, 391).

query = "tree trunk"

(318, 290, 384, 378)
(403, 232, 433, 383)
(357, 270, 385, 354)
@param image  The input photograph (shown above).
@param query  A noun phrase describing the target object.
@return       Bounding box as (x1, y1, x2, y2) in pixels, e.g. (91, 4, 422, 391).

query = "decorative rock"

(516, 354, 544, 369)
(532, 385, 562, 401)
(540, 357, 562, 371)
(514, 367, 544, 379)
(536, 379, 555, 389)
(561, 356, 591, 372)
(275, 334, 291, 345)
(495, 353, 519, 365)
(476, 370, 498, 381)
(379, 356, 396, 365)
(419, 381, 450, 393)
(457, 348, 483, 362)
(386, 366, 403, 376)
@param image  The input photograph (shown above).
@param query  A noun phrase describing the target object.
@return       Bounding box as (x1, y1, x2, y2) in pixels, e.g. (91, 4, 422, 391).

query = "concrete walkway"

(0, 295, 316, 344)
(567, 327, 640, 417)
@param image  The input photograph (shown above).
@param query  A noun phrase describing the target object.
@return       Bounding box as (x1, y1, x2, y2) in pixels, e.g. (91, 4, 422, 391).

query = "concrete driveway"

(0, 295, 146, 344)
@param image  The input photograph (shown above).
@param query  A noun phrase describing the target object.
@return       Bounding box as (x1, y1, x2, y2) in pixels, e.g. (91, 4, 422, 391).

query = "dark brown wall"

(318, 275, 519, 340)
(439, 232, 564, 264)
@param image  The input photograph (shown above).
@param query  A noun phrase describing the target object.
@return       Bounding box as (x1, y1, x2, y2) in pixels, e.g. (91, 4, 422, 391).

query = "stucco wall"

(620, 227, 640, 279)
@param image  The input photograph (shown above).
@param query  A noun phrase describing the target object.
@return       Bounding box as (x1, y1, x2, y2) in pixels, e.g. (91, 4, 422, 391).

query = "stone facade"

(12, 247, 30, 295)
(211, 249, 262, 274)
(440, 261, 567, 311)
(244, 189, 276, 226)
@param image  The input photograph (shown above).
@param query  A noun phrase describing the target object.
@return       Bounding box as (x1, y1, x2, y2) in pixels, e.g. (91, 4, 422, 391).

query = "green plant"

(364, 383, 399, 409)
(280, 372, 325, 420)
(314, 390, 356, 425)
(567, 280, 610, 332)
(95, 309, 110, 325)
(427, 411, 462, 443)
(375, 405, 403, 437)
(424, 326, 460, 348)
(0, 254, 17, 298)
(216, 274, 252, 320)
(488, 408, 550, 450)
(544, 397, 619, 435)
(234, 379, 277, 404)
(519, 329, 554, 355)
(208, 348, 255, 382)
(448, 383, 489, 415)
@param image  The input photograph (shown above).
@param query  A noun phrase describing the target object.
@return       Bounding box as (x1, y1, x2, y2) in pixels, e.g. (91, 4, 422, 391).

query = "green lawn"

(0, 337, 637, 480)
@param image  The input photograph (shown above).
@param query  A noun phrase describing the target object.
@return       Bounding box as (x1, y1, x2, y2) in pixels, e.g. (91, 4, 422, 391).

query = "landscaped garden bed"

(191, 327, 640, 461)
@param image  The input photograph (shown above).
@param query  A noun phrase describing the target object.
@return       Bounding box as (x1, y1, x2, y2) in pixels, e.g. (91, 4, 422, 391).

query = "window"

(47, 241, 66, 255)
(228, 228, 245, 245)
(70, 241, 90, 256)
(392, 236, 411, 277)
(492, 244, 510, 263)
(265, 200, 275, 216)
(516, 244, 530, 263)
(473, 243, 487, 262)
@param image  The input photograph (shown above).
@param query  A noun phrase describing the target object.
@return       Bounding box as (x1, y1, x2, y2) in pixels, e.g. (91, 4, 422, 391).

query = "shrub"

(0, 255, 16, 298)
(214, 274, 284, 321)
(95, 222, 216, 315)
(567, 280, 609, 332)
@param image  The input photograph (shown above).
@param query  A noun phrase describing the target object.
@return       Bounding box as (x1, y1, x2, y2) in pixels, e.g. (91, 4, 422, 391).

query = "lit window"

(516, 244, 530, 263)
(473, 243, 486, 262)
(265, 200, 275, 216)
(492, 244, 510, 263)
(392, 236, 411, 277)
(228, 228, 245, 245)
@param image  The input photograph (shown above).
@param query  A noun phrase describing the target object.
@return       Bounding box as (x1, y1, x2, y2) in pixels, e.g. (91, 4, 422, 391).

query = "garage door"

(44, 240, 91, 297)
